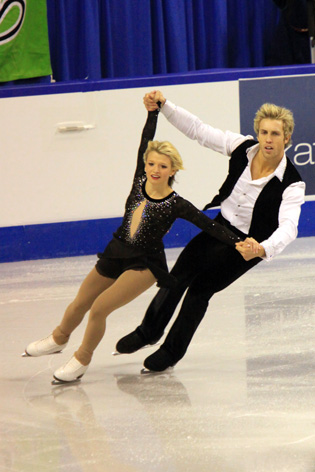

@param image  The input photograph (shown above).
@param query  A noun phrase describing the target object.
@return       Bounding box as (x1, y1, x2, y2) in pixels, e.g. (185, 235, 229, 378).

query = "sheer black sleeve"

(175, 197, 242, 247)
(133, 109, 160, 180)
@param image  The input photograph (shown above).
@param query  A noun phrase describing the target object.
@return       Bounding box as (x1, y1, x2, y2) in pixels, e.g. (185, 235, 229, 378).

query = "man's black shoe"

(142, 348, 176, 373)
(115, 329, 148, 354)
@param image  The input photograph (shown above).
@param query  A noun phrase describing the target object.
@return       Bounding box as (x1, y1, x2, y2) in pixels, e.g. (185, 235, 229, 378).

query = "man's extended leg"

(143, 246, 261, 371)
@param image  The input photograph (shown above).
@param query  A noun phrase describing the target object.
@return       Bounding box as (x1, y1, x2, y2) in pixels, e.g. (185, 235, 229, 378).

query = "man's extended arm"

(143, 90, 253, 157)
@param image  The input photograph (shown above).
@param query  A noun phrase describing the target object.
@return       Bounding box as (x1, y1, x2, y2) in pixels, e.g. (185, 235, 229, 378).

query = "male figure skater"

(115, 90, 305, 373)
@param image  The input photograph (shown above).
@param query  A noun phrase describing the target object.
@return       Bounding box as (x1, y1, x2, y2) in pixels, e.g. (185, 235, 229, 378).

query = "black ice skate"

(112, 329, 160, 356)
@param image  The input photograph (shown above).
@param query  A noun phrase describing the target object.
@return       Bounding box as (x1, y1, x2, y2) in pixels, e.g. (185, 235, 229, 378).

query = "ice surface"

(0, 239, 314, 471)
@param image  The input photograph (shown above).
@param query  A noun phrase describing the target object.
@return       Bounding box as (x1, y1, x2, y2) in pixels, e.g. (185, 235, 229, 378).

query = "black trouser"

(138, 221, 261, 363)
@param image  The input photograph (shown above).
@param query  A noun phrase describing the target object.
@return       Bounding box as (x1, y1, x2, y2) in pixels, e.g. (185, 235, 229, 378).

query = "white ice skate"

(22, 334, 68, 357)
(52, 356, 88, 385)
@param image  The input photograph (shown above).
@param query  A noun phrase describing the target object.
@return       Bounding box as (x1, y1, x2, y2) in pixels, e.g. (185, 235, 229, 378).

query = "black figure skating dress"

(96, 109, 241, 287)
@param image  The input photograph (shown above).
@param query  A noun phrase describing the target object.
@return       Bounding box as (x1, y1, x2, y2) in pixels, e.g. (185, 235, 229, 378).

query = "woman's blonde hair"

(144, 140, 184, 186)
(253, 103, 295, 145)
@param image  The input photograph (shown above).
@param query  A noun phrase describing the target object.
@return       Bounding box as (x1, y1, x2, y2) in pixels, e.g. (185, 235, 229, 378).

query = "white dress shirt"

(162, 100, 305, 261)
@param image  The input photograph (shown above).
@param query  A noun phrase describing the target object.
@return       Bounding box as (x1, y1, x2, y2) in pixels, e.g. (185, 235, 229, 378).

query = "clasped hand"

(143, 90, 166, 111)
(235, 237, 265, 261)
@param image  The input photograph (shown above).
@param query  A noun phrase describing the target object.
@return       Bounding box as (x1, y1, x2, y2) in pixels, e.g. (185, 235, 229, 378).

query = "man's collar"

(247, 143, 287, 182)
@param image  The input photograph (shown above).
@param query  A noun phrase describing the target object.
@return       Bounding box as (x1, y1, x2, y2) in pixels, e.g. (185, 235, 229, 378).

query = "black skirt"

(95, 236, 177, 288)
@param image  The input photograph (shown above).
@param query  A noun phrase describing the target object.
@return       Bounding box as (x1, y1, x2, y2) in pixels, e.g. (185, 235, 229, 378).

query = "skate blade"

(140, 366, 174, 375)
(21, 351, 63, 357)
(51, 376, 82, 386)
(112, 342, 160, 356)
(51, 379, 81, 386)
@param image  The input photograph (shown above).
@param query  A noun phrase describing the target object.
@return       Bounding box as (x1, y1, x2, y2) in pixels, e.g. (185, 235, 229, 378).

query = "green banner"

(0, 0, 52, 82)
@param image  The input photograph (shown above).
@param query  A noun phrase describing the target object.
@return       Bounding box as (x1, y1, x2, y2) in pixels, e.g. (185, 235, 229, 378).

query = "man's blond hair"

(254, 103, 295, 144)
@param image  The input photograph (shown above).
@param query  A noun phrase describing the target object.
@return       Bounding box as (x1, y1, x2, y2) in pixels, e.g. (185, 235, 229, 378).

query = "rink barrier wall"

(0, 204, 314, 263)
(1, 65, 315, 263)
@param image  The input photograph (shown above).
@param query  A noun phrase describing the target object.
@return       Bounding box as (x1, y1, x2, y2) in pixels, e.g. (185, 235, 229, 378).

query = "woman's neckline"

(143, 180, 175, 202)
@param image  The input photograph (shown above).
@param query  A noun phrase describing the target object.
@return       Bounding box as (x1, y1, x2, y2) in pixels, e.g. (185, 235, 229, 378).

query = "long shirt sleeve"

(161, 100, 253, 156)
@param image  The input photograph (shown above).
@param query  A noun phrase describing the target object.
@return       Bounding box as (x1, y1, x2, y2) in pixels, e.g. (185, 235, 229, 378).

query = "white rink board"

(0, 81, 239, 227)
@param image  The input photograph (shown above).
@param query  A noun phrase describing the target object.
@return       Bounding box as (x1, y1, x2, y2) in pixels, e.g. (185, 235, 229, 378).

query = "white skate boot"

(52, 356, 88, 385)
(23, 334, 68, 357)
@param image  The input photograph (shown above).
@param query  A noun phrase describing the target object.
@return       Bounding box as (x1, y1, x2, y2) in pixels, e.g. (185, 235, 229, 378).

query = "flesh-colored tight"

(52, 267, 156, 366)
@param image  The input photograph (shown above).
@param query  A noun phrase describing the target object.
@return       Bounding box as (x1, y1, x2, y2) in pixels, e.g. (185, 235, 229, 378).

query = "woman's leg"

(53, 268, 115, 345)
(75, 269, 157, 365)
(24, 268, 116, 357)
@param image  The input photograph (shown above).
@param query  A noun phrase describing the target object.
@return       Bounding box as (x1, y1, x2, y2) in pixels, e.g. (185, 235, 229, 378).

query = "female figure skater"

(23, 105, 241, 384)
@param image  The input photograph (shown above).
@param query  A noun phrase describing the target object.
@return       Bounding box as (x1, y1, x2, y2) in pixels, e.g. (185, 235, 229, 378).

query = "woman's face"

(145, 151, 174, 186)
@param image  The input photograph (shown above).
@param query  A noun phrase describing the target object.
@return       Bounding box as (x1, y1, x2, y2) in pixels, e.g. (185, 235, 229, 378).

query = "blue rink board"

(0, 204, 314, 263)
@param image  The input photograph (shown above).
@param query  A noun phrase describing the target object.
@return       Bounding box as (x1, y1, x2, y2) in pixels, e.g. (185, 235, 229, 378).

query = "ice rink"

(1, 237, 314, 472)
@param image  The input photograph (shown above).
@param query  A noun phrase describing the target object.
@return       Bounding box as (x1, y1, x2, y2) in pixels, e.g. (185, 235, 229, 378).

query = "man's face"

(257, 119, 290, 162)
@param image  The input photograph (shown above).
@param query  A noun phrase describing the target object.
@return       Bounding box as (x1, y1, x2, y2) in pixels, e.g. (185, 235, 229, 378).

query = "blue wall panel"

(0, 204, 313, 263)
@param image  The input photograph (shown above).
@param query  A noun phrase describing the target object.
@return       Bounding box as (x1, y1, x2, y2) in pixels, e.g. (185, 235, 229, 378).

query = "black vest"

(203, 140, 303, 241)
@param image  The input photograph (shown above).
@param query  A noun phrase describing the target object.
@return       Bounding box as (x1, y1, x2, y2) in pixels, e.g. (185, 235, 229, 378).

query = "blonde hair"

(144, 140, 184, 186)
(253, 103, 295, 145)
